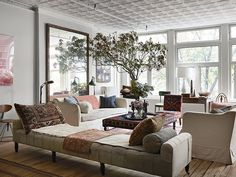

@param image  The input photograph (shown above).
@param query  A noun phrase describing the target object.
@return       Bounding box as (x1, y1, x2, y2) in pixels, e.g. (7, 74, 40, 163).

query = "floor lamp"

(89, 76, 96, 95)
(39, 80, 54, 104)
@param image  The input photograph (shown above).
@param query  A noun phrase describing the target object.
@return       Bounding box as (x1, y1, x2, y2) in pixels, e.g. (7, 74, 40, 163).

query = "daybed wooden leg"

(185, 163, 190, 175)
(100, 162, 105, 175)
(14, 142, 18, 152)
(52, 151, 56, 162)
(173, 121, 176, 130)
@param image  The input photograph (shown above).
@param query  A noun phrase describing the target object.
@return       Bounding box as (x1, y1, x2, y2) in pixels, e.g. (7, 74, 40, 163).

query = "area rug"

(0, 158, 61, 177)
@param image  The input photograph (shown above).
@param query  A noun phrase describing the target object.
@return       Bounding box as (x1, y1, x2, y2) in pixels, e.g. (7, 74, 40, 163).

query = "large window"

(230, 26, 236, 99)
(138, 33, 167, 95)
(176, 27, 220, 98)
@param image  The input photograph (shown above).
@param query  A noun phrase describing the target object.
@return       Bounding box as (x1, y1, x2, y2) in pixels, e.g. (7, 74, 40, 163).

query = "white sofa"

(13, 120, 192, 177)
(53, 95, 128, 129)
(180, 109, 236, 164)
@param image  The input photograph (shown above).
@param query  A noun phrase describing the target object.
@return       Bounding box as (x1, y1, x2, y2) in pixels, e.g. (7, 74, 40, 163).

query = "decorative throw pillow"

(143, 127, 177, 154)
(129, 115, 164, 146)
(14, 102, 65, 134)
(64, 96, 78, 104)
(100, 95, 117, 108)
(78, 101, 93, 113)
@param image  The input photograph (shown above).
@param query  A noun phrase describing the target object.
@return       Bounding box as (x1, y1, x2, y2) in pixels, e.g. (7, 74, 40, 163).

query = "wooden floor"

(0, 141, 236, 177)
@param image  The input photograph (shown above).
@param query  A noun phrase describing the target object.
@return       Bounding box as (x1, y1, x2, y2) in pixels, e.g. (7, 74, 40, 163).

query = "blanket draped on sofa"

(63, 129, 113, 154)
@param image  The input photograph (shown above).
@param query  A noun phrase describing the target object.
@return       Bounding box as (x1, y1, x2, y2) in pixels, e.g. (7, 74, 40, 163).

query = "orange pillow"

(129, 116, 164, 146)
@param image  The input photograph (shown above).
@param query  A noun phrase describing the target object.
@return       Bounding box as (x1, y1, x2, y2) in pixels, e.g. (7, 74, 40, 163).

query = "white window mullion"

(167, 30, 176, 93)
(221, 24, 230, 97)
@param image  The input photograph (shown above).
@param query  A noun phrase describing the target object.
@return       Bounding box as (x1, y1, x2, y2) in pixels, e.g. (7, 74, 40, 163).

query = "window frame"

(175, 26, 221, 95)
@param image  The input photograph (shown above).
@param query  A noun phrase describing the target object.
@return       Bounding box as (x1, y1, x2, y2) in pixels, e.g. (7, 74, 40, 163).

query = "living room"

(1, 0, 236, 177)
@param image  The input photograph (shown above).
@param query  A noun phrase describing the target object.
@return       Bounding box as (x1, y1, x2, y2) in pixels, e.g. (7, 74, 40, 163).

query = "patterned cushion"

(76, 95, 99, 109)
(143, 127, 177, 154)
(64, 96, 78, 104)
(100, 95, 117, 108)
(129, 115, 164, 146)
(164, 94, 182, 111)
(14, 103, 65, 134)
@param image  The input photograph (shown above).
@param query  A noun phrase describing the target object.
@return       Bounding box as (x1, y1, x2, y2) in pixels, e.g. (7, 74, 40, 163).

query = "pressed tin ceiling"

(1, 0, 236, 32)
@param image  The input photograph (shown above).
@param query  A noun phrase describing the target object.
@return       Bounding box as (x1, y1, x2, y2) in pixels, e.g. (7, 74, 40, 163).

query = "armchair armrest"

(115, 97, 128, 108)
(161, 133, 192, 177)
(54, 101, 82, 126)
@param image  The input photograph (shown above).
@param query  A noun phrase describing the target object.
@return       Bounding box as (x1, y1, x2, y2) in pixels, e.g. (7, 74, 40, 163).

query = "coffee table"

(102, 112, 179, 130)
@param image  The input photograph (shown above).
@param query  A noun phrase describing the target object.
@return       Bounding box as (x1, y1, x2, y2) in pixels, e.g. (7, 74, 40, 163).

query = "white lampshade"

(178, 67, 195, 79)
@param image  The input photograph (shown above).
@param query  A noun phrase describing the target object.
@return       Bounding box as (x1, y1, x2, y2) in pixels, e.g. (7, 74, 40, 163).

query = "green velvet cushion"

(143, 127, 177, 154)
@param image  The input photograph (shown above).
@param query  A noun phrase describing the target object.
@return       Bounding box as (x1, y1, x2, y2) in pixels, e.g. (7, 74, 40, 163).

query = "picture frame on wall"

(96, 65, 112, 83)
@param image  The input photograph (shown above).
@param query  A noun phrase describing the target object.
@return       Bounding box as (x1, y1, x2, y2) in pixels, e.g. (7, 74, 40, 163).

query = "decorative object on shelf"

(88, 76, 96, 95)
(190, 80, 193, 96)
(130, 100, 148, 119)
(39, 80, 54, 104)
(198, 91, 211, 97)
(90, 31, 167, 97)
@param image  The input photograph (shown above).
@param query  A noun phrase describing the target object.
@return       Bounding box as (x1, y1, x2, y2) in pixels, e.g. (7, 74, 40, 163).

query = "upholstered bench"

(13, 103, 192, 177)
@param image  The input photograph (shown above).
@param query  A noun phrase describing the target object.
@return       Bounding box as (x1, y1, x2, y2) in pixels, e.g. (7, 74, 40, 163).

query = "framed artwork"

(96, 65, 111, 83)
(46, 24, 89, 101)
(0, 35, 14, 86)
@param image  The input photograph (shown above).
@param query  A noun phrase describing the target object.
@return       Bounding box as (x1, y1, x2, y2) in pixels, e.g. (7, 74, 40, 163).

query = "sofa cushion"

(14, 103, 65, 134)
(81, 108, 127, 122)
(78, 101, 93, 113)
(64, 96, 78, 104)
(143, 127, 177, 154)
(76, 95, 99, 109)
(100, 95, 116, 108)
(129, 116, 164, 146)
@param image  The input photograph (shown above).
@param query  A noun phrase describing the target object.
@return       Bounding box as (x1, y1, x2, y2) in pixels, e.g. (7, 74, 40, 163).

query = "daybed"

(52, 95, 128, 129)
(180, 109, 236, 164)
(13, 119, 192, 177)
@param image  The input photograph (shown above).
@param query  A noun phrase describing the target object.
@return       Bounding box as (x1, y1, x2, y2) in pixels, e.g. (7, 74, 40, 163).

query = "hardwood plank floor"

(0, 141, 236, 177)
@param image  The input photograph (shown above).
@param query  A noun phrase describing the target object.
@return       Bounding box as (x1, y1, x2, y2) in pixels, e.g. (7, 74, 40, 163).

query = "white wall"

(0, 2, 34, 119)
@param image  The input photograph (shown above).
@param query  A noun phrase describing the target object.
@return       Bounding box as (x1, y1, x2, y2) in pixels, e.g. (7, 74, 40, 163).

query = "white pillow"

(78, 101, 93, 113)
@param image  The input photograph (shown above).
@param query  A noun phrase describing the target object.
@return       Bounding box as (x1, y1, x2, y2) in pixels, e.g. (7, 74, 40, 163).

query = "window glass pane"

(231, 26, 236, 38)
(231, 64, 236, 99)
(139, 33, 167, 44)
(232, 45, 236, 61)
(177, 28, 219, 43)
(178, 46, 219, 63)
(200, 66, 218, 98)
(137, 71, 147, 84)
(152, 68, 166, 95)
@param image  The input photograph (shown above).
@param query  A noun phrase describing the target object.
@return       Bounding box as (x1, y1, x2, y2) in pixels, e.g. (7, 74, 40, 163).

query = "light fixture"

(40, 80, 54, 104)
(89, 76, 96, 95)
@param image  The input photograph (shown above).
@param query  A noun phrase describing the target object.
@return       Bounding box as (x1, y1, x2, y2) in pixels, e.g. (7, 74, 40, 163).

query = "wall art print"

(96, 65, 111, 83)
(0, 34, 14, 86)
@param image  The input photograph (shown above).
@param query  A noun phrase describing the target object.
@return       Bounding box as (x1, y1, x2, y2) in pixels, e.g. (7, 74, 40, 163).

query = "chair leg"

(100, 162, 105, 175)
(15, 142, 19, 152)
(0, 124, 7, 141)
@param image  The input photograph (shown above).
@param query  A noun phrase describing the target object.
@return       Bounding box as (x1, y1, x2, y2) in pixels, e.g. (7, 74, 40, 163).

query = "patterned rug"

(0, 158, 61, 177)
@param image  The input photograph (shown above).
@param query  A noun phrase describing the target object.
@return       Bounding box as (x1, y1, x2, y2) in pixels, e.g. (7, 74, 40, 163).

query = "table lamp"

(178, 67, 195, 93)
(89, 76, 96, 95)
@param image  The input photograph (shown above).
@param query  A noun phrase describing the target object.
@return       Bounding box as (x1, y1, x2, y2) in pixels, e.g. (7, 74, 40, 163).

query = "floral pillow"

(14, 102, 65, 134)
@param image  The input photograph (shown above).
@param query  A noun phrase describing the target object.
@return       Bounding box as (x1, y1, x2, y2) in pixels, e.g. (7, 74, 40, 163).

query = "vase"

(134, 109, 144, 119)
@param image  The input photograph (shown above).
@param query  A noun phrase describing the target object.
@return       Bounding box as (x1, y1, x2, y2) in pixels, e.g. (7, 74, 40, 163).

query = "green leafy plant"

(55, 36, 87, 74)
(90, 31, 167, 81)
